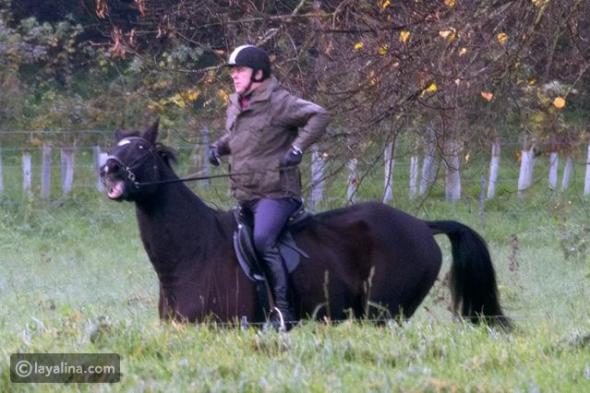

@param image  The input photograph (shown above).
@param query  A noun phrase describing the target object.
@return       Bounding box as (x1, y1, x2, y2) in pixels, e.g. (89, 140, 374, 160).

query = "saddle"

(232, 203, 311, 325)
(232, 203, 310, 283)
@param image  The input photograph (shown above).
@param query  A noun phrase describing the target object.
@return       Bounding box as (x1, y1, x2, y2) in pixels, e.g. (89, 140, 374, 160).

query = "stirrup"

(269, 306, 286, 332)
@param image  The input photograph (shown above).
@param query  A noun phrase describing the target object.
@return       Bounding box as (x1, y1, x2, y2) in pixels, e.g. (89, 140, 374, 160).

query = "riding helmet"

(227, 45, 271, 82)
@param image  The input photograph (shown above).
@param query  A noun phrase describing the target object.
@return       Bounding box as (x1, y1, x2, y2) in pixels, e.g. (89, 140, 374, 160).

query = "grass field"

(1, 174, 589, 391)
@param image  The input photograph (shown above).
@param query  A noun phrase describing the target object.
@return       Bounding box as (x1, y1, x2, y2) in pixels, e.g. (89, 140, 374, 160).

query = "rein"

(133, 170, 269, 188)
(106, 136, 296, 189)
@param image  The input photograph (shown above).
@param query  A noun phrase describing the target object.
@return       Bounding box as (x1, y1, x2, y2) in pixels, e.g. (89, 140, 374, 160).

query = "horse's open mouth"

(107, 180, 125, 199)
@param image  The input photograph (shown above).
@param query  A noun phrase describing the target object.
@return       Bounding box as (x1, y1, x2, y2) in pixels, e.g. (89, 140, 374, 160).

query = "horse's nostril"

(101, 159, 121, 176)
(110, 159, 121, 168)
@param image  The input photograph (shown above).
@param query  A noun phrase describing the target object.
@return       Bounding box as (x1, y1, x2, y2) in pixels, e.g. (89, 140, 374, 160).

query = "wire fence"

(1, 130, 589, 206)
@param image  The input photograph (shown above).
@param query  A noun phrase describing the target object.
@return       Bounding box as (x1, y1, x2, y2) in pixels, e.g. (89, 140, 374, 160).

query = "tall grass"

(1, 166, 589, 391)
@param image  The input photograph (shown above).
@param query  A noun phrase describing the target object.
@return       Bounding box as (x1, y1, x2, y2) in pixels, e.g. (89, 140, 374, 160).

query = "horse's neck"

(135, 180, 218, 275)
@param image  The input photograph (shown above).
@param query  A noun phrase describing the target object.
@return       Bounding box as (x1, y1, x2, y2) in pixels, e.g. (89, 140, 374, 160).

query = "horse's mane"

(154, 143, 177, 167)
(115, 130, 177, 167)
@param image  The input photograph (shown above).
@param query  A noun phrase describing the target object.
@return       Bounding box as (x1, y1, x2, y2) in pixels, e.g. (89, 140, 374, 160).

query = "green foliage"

(0, 7, 221, 134)
(2, 0, 590, 163)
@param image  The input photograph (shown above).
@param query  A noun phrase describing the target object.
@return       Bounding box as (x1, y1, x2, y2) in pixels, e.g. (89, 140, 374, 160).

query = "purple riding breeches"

(239, 198, 301, 254)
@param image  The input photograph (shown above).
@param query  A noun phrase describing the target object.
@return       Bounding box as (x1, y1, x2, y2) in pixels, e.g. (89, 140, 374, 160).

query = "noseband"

(105, 137, 159, 187)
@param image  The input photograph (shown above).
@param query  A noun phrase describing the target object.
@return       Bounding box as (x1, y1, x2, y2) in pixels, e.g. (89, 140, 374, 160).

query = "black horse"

(100, 121, 510, 329)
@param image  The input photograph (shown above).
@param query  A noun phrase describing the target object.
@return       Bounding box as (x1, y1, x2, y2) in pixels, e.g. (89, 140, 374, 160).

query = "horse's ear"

(143, 118, 160, 144)
(114, 129, 125, 142)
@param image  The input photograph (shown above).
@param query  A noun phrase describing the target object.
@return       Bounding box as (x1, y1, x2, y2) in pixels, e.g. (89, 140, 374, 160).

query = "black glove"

(207, 145, 220, 166)
(280, 146, 303, 167)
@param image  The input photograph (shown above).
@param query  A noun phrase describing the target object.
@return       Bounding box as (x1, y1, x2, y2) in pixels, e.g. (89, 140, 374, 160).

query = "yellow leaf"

(459, 47, 468, 56)
(379, 0, 391, 10)
(147, 102, 161, 112)
(444, 0, 456, 7)
(217, 89, 229, 104)
(553, 96, 566, 109)
(368, 71, 378, 86)
(497, 32, 508, 45)
(183, 89, 200, 102)
(531, 112, 545, 124)
(425, 82, 437, 94)
(481, 92, 494, 102)
(378, 44, 389, 55)
(399, 31, 411, 43)
(169, 93, 186, 108)
(30, 137, 43, 147)
(439, 28, 457, 42)
(527, 77, 537, 86)
(531, 0, 547, 7)
(353, 41, 364, 50)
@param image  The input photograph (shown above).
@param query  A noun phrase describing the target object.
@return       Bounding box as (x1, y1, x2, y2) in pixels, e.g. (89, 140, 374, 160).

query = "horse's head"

(100, 119, 176, 201)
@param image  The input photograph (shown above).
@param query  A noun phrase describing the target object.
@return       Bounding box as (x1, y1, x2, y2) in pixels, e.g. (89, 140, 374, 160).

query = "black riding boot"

(263, 246, 296, 331)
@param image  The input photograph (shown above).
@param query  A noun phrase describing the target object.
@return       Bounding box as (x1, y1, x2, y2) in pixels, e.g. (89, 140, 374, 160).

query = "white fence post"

(548, 152, 559, 190)
(383, 142, 394, 203)
(201, 127, 210, 188)
(0, 146, 3, 194)
(419, 126, 437, 196)
(487, 141, 500, 199)
(444, 138, 461, 202)
(41, 144, 52, 199)
(22, 152, 32, 197)
(347, 158, 358, 203)
(94, 145, 108, 192)
(409, 155, 418, 200)
(61, 147, 75, 195)
(310, 145, 325, 211)
(560, 155, 573, 191)
(517, 146, 535, 197)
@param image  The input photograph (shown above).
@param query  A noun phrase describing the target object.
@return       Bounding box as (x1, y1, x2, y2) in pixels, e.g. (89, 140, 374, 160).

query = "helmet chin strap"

(240, 80, 254, 98)
(240, 70, 264, 98)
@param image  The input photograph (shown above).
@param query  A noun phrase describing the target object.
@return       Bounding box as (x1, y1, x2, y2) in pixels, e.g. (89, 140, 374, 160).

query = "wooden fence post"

(61, 147, 75, 195)
(585, 144, 590, 196)
(487, 140, 501, 199)
(383, 142, 394, 203)
(310, 145, 325, 212)
(22, 152, 32, 197)
(41, 144, 52, 199)
(548, 152, 559, 190)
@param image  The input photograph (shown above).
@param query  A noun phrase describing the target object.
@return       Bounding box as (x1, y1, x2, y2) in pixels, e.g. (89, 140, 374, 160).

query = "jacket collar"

(229, 76, 278, 111)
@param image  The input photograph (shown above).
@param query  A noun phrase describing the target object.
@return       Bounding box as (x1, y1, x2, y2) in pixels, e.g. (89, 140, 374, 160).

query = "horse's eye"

(138, 145, 145, 150)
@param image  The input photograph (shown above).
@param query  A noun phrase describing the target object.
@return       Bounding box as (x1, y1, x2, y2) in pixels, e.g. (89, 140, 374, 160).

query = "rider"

(208, 44, 329, 330)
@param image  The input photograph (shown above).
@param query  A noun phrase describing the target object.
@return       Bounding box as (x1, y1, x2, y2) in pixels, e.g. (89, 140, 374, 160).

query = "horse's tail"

(427, 220, 511, 330)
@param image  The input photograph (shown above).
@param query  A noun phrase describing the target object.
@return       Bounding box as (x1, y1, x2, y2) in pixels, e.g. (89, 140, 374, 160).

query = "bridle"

(105, 136, 159, 187)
